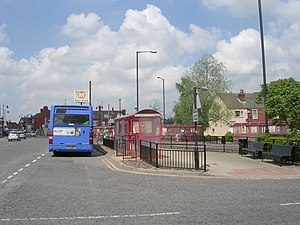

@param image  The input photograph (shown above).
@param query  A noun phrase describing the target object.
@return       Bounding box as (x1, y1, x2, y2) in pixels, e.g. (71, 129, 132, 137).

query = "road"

(0, 137, 299, 225)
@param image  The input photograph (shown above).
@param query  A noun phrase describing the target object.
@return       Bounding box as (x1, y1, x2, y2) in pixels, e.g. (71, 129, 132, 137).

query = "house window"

(252, 109, 258, 119)
(251, 126, 257, 133)
(241, 126, 246, 134)
(235, 110, 244, 118)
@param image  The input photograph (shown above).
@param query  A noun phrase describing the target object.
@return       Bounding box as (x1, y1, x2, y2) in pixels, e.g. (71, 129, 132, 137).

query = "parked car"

(7, 131, 21, 141)
(26, 131, 36, 137)
(30, 131, 36, 137)
(18, 130, 26, 139)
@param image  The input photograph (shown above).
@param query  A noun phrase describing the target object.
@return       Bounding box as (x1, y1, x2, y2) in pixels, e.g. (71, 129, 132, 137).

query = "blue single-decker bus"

(48, 104, 93, 154)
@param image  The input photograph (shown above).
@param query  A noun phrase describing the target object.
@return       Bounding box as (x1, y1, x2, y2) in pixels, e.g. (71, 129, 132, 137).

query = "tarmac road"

(0, 138, 299, 225)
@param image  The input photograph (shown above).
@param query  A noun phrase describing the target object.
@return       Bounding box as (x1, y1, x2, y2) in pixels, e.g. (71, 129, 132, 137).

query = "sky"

(0, 0, 300, 122)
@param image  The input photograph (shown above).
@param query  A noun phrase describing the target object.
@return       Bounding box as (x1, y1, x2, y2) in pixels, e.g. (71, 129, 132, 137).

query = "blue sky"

(0, 0, 299, 122)
(1, 0, 257, 60)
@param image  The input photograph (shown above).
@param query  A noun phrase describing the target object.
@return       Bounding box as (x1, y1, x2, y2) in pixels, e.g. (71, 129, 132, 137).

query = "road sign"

(74, 90, 89, 103)
(193, 109, 198, 122)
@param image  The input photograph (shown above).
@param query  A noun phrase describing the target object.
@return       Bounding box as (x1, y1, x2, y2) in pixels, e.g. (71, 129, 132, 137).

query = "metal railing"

(103, 137, 114, 149)
(140, 140, 207, 171)
(160, 140, 239, 153)
(114, 137, 138, 159)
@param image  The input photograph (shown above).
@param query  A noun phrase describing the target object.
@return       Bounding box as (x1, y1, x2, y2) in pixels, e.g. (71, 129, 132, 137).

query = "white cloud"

(213, 24, 299, 92)
(1, 5, 221, 121)
(214, 29, 261, 75)
(201, 0, 256, 17)
(61, 13, 103, 38)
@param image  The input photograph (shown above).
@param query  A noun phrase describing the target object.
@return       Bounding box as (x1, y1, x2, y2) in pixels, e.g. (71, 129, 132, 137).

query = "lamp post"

(136, 50, 157, 111)
(258, 0, 269, 134)
(157, 76, 165, 124)
(193, 86, 208, 170)
(2, 104, 9, 118)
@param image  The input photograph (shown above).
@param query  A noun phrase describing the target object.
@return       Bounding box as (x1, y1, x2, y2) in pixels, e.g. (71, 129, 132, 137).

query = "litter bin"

(221, 136, 226, 144)
(239, 138, 248, 155)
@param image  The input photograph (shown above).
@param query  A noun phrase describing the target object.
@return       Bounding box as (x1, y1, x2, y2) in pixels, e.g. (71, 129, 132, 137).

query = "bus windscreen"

(54, 114, 89, 126)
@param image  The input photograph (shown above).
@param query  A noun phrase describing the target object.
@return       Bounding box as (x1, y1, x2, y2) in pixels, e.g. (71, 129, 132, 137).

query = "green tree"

(256, 77, 300, 133)
(173, 53, 232, 131)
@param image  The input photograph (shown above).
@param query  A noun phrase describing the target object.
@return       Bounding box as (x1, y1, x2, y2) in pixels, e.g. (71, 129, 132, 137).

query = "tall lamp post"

(157, 76, 165, 124)
(136, 50, 157, 111)
(2, 104, 9, 131)
(2, 104, 9, 119)
(258, 0, 269, 134)
(193, 86, 208, 170)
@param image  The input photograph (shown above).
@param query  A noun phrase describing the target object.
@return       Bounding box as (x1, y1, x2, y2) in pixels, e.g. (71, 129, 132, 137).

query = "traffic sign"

(193, 109, 198, 122)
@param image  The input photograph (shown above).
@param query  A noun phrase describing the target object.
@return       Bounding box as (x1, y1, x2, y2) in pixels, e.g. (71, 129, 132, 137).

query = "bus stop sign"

(74, 90, 89, 103)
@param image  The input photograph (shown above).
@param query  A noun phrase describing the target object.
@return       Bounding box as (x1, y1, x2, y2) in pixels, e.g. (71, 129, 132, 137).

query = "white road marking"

(1, 153, 46, 184)
(280, 202, 300, 206)
(0, 212, 180, 222)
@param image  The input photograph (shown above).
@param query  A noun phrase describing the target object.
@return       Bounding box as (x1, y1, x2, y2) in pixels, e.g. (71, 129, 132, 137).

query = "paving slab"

(96, 144, 300, 179)
(206, 151, 300, 179)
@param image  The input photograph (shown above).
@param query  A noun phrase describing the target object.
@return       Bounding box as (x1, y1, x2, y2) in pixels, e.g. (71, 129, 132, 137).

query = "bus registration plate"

(66, 146, 76, 149)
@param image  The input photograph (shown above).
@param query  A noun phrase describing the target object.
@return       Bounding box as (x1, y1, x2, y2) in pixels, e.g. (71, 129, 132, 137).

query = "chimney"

(238, 89, 246, 102)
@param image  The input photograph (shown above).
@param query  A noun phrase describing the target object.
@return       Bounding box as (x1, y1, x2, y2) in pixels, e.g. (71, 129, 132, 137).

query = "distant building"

(33, 106, 50, 130)
(93, 107, 122, 126)
(19, 106, 50, 134)
(206, 90, 289, 139)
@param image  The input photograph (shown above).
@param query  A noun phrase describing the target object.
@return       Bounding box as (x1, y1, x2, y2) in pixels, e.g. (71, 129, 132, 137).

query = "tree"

(256, 77, 300, 133)
(173, 53, 232, 131)
(149, 100, 160, 111)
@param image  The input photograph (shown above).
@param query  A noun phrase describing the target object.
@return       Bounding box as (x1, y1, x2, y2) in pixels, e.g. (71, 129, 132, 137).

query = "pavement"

(96, 144, 300, 179)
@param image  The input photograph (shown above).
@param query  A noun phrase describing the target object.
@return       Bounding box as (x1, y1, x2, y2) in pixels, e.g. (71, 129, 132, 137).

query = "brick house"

(93, 107, 122, 126)
(19, 106, 50, 133)
(33, 106, 50, 131)
(205, 90, 289, 138)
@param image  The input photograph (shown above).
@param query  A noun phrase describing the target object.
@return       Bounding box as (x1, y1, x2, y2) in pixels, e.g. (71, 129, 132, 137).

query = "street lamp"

(193, 86, 208, 170)
(157, 76, 165, 124)
(136, 50, 157, 111)
(2, 104, 9, 118)
(257, 0, 269, 134)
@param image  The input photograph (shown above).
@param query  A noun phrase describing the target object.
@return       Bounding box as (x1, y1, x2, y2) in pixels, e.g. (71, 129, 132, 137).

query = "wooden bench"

(261, 144, 295, 166)
(240, 142, 266, 159)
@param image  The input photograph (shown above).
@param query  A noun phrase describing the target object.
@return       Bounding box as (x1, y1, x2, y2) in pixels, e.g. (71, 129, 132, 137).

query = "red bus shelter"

(114, 109, 161, 158)
(161, 124, 203, 142)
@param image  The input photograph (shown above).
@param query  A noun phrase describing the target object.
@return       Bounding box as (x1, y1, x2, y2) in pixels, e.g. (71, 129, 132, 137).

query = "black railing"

(103, 138, 114, 149)
(140, 140, 207, 171)
(162, 135, 235, 144)
(115, 138, 124, 156)
(140, 140, 159, 168)
(114, 137, 138, 160)
(161, 140, 239, 153)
